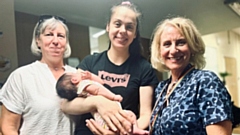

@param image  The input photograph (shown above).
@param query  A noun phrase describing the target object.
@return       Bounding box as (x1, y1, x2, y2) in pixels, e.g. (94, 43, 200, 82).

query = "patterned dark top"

(150, 67, 233, 135)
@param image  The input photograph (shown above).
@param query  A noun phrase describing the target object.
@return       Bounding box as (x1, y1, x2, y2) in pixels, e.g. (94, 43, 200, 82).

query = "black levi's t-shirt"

(74, 51, 159, 135)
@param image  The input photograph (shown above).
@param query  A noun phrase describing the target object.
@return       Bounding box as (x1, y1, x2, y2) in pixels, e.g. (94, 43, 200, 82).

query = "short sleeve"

(77, 54, 95, 71)
(1, 70, 25, 114)
(197, 71, 233, 127)
(139, 60, 159, 87)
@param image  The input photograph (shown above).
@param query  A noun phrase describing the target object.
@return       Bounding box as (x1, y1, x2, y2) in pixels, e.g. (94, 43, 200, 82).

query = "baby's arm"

(87, 71, 104, 84)
(78, 80, 122, 102)
(77, 69, 122, 101)
(124, 110, 149, 135)
(77, 69, 104, 84)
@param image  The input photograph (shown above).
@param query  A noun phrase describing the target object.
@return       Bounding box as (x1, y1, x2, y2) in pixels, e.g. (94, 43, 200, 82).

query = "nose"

(119, 25, 127, 33)
(170, 44, 179, 53)
(52, 35, 59, 45)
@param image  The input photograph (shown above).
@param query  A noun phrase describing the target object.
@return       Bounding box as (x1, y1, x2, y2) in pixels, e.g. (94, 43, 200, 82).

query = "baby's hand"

(133, 125, 149, 135)
(122, 110, 149, 135)
(81, 70, 92, 80)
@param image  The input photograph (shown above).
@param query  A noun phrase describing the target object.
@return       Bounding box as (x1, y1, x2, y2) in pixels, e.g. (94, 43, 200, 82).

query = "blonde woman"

(149, 17, 232, 135)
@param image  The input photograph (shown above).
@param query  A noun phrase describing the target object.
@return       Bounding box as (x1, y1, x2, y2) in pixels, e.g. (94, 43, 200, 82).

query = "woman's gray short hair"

(31, 17, 71, 58)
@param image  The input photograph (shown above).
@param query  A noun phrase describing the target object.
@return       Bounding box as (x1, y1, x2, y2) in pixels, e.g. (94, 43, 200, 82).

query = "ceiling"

(14, 0, 240, 39)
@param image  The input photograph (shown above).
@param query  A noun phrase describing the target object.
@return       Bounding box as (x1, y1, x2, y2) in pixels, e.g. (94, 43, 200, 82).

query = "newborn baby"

(56, 69, 122, 128)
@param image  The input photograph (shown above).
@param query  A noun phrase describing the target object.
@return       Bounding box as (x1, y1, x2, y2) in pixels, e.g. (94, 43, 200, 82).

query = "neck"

(107, 49, 129, 66)
(170, 71, 181, 83)
(170, 64, 192, 83)
(40, 59, 64, 71)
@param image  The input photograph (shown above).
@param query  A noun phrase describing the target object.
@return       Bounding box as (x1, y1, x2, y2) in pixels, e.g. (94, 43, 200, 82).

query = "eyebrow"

(113, 18, 136, 24)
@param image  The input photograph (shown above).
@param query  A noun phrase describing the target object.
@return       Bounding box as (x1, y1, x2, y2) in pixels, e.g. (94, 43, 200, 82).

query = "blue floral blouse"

(150, 67, 233, 135)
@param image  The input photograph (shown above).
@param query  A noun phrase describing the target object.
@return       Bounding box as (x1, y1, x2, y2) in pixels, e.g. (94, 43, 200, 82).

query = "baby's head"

(56, 73, 78, 101)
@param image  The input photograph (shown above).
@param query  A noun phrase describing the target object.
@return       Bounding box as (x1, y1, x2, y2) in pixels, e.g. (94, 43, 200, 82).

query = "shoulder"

(11, 61, 38, 75)
(189, 69, 227, 94)
(64, 65, 77, 72)
(158, 79, 168, 86)
(1, 62, 38, 88)
(133, 56, 149, 63)
(85, 51, 106, 60)
(78, 51, 107, 70)
(191, 69, 220, 81)
(155, 79, 168, 93)
(80, 51, 106, 64)
(131, 56, 153, 69)
(186, 69, 225, 91)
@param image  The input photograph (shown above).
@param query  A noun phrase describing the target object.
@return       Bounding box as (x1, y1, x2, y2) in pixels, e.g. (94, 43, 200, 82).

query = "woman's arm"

(86, 110, 149, 135)
(86, 119, 118, 135)
(1, 105, 21, 135)
(137, 86, 154, 129)
(206, 120, 232, 135)
(61, 96, 97, 115)
(61, 95, 133, 133)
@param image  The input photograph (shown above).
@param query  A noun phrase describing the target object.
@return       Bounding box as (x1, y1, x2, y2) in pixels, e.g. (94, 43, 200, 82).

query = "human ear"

(36, 38, 40, 47)
(71, 76, 80, 85)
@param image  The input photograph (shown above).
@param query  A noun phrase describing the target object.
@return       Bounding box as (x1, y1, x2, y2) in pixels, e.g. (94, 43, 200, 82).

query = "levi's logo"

(98, 71, 130, 87)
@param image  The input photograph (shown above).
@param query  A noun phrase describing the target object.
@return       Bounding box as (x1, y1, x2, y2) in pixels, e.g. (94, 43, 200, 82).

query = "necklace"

(40, 60, 63, 71)
(52, 67, 64, 71)
(165, 81, 177, 106)
(149, 64, 194, 134)
(54, 67, 59, 71)
(166, 81, 177, 97)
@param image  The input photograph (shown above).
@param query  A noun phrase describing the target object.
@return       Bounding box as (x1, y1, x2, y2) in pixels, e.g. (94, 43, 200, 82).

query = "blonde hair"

(31, 17, 71, 58)
(150, 17, 206, 72)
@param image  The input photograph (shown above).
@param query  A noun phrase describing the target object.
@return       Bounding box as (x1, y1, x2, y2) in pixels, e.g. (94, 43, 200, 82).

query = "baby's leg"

(91, 111, 108, 129)
(91, 102, 122, 129)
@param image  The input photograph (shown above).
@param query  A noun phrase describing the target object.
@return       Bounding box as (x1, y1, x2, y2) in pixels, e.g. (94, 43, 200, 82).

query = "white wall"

(89, 27, 108, 54)
(202, 30, 240, 106)
(98, 33, 108, 52)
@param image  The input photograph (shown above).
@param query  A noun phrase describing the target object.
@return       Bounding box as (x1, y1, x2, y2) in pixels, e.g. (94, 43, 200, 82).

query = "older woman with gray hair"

(0, 15, 76, 135)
